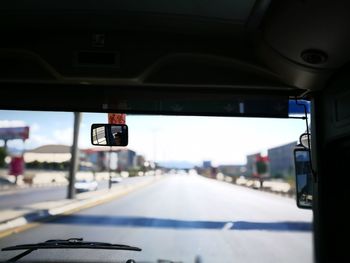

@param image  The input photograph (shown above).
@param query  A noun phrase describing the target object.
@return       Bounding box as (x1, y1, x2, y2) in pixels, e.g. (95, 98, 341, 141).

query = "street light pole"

(67, 112, 82, 199)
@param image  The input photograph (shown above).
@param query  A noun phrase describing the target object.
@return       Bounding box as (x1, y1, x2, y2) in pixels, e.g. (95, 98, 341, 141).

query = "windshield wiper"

(2, 238, 142, 262)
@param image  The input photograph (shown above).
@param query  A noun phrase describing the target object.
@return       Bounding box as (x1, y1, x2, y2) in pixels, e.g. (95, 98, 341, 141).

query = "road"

(0, 175, 313, 263)
(0, 182, 111, 210)
(0, 178, 145, 210)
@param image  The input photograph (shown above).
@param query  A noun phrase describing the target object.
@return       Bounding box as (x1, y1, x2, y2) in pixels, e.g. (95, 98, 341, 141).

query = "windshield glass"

(0, 111, 312, 263)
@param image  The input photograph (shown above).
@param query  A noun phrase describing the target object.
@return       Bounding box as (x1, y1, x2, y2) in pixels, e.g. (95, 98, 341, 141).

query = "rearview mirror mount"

(91, 124, 128, 146)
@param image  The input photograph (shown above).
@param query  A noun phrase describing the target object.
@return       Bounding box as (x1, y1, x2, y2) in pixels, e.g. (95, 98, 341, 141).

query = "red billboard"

(0, 127, 29, 140)
(108, 113, 126, 124)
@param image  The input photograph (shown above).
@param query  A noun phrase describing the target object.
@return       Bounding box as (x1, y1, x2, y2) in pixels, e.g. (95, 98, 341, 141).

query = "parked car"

(0, 177, 15, 186)
(110, 177, 123, 184)
(74, 179, 98, 193)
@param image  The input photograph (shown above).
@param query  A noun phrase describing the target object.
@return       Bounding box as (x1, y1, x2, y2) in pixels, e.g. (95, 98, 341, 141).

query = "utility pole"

(108, 147, 112, 189)
(67, 112, 82, 199)
(4, 140, 8, 152)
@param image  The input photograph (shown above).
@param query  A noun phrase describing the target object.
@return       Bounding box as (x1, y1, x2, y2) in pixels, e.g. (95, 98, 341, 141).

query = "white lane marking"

(223, 222, 234, 230)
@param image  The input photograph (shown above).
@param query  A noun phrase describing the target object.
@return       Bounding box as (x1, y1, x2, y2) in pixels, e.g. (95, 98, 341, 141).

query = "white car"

(74, 179, 98, 193)
(110, 177, 123, 184)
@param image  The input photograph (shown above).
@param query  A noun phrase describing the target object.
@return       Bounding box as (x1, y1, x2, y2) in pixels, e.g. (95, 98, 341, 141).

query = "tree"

(0, 147, 7, 168)
(256, 161, 268, 175)
(255, 155, 269, 188)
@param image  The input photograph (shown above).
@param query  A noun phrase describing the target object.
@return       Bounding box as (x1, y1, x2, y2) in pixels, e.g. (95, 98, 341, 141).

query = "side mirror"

(91, 124, 128, 146)
(293, 147, 313, 209)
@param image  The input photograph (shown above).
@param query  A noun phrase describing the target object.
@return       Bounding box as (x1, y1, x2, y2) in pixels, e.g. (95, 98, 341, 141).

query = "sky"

(0, 110, 306, 166)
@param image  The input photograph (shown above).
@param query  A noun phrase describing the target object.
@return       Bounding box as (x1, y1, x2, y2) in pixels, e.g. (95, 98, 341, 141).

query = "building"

(268, 141, 297, 178)
(202, 161, 212, 169)
(81, 148, 109, 171)
(117, 149, 136, 171)
(135, 155, 146, 167)
(246, 153, 260, 177)
(82, 147, 137, 172)
(218, 165, 247, 177)
(24, 144, 71, 163)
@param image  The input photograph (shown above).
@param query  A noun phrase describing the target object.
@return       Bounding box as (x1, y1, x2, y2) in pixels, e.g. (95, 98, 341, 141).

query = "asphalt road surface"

(0, 175, 313, 263)
(0, 178, 144, 210)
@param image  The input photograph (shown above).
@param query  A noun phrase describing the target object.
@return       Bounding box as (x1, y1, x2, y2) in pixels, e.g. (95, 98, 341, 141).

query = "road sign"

(108, 113, 126, 124)
(289, 100, 311, 114)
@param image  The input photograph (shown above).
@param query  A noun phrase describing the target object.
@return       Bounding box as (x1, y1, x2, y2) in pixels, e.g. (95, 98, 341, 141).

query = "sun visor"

(0, 82, 291, 118)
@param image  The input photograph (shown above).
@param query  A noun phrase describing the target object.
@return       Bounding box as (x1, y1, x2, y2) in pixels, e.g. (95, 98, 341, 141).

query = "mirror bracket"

(294, 97, 317, 183)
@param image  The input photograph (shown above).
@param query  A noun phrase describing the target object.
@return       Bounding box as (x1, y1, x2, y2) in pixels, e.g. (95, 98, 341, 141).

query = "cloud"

(53, 128, 73, 145)
(6, 127, 75, 149)
(5, 134, 55, 150)
(30, 134, 56, 145)
(78, 132, 91, 149)
(30, 123, 40, 132)
(0, 120, 27, 128)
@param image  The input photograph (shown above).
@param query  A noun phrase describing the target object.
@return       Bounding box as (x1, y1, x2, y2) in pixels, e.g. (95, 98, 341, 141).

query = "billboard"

(0, 127, 30, 140)
(108, 113, 126, 124)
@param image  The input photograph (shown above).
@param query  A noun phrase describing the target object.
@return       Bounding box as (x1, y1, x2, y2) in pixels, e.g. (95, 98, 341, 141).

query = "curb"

(234, 183, 295, 198)
(207, 175, 295, 198)
(0, 176, 162, 238)
(259, 187, 295, 198)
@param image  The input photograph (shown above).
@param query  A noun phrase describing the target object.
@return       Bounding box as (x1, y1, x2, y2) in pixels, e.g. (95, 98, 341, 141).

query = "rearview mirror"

(294, 147, 313, 209)
(91, 124, 128, 146)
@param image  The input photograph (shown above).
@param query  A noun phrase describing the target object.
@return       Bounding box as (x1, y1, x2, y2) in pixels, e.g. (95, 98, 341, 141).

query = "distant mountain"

(157, 161, 197, 169)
